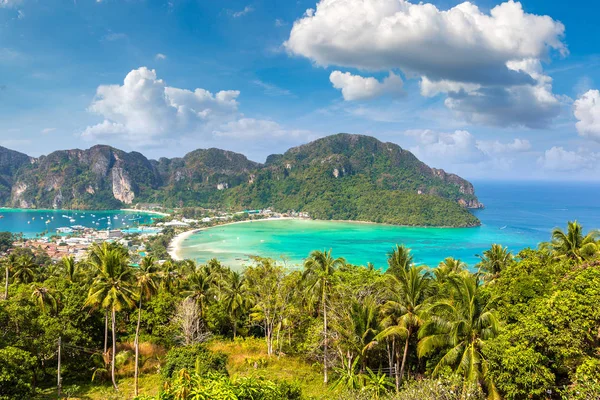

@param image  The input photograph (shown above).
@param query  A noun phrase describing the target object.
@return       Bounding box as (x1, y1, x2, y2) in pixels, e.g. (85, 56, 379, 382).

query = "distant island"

(0, 133, 483, 227)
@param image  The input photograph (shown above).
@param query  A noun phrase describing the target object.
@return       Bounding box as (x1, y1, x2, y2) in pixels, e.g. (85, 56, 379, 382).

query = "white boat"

(69, 218, 76, 222)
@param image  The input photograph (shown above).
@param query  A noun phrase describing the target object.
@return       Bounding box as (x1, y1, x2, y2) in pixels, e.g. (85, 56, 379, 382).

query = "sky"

(1, 0, 600, 181)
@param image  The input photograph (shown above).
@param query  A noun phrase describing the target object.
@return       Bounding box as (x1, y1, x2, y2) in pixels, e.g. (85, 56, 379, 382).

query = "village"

(11, 207, 310, 263)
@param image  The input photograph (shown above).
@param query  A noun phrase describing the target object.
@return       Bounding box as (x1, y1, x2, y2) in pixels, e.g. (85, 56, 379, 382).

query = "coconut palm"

(386, 245, 414, 278)
(61, 256, 78, 282)
(476, 244, 512, 280)
(184, 269, 214, 319)
(160, 261, 179, 294)
(85, 248, 135, 390)
(375, 265, 432, 390)
(433, 257, 467, 291)
(418, 274, 500, 399)
(335, 295, 380, 373)
(545, 221, 599, 262)
(2, 253, 19, 300)
(303, 249, 346, 384)
(12, 255, 37, 284)
(30, 284, 58, 314)
(133, 255, 160, 396)
(222, 270, 249, 339)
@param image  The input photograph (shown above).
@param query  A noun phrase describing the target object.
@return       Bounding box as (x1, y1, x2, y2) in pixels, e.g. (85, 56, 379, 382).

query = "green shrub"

(161, 344, 228, 379)
(0, 346, 37, 400)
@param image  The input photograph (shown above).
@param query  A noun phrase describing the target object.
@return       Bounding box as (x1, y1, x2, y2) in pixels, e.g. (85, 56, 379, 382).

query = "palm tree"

(85, 248, 135, 390)
(30, 284, 58, 314)
(184, 269, 214, 319)
(376, 265, 432, 390)
(134, 256, 160, 397)
(387, 245, 414, 278)
(544, 221, 599, 262)
(476, 244, 512, 280)
(12, 255, 37, 284)
(433, 257, 467, 290)
(2, 253, 19, 300)
(222, 270, 249, 339)
(160, 261, 179, 294)
(418, 274, 500, 399)
(61, 256, 78, 282)
(303, 249, 345, 384)
(335, 295, 380, 373)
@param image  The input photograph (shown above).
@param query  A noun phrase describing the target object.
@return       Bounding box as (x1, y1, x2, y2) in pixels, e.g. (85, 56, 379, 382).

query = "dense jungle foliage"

(1, 221, 599, 399)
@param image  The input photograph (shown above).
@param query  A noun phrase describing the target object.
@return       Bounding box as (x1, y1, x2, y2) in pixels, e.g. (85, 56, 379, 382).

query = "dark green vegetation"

(0, 134, 481, 227)
(3, 221, 599, 399)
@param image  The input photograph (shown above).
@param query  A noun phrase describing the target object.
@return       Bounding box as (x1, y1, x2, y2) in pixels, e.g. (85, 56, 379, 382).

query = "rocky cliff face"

(10, 145, 160, 209)
(0, 146, 31, 204)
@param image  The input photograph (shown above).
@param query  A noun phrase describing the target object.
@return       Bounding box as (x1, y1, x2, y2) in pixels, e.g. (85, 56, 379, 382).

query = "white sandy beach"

(167, 217, 296, 260)
(120, 208, 170, 217)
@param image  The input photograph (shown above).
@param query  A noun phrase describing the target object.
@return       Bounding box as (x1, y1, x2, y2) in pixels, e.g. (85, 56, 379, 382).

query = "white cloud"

(537, 147, 599, 172)
(155, 53, 167, 60)
(232, 5, 254, 18)
(476, 138, 531, 155)
(0, 0, 21, 8)
(213, 118, 311, 139)
(329, 71, 403, 101)
(275, 19, 287, 27)
(286, 0, 566, 126)
(82, 67, 240, 144)
(41, 128, 56, 134)
(574, 89, 600, 141)
(252, 80, 293, 97)
(443, 59, 562, 128)
(406, 129, 485, 164)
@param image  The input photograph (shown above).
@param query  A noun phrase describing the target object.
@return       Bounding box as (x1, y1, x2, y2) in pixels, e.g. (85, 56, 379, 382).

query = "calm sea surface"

(0, 209, 156, 238)
(178, 181, 600, 269)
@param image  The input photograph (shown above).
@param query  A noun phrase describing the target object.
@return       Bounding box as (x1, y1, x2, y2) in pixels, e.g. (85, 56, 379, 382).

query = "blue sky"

(1, 0, 600, 181)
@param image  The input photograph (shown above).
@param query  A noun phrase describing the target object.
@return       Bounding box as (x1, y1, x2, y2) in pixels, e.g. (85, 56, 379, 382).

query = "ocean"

(177, 181, 600, 269)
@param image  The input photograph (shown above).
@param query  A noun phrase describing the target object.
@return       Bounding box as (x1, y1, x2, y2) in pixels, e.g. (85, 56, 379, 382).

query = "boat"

(69, 218, 76, 223)
(0, 215, 3, 219)
(500, 225, 507, 230)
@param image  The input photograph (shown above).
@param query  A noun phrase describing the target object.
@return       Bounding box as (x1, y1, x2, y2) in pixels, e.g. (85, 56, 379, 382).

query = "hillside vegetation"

(0, 134, 481, 227)
(2, 221, 600, 399)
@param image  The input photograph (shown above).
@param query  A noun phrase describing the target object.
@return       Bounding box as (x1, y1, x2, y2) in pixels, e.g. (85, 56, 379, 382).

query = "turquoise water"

(0, 209, 156, 238)
(178, 181, 600, 269)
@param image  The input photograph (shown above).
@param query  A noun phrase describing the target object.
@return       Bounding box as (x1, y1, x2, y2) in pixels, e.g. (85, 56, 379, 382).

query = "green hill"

(3, 134, 482, 227)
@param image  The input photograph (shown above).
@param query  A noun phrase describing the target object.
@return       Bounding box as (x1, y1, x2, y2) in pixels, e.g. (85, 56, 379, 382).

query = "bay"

(177, 181, 600, 269)
(0, 208, 157, 238)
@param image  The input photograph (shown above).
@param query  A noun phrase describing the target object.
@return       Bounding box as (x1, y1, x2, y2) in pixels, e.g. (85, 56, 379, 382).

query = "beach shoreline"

(167, 217, 297, 260)
(120, 208, 170, 217)
(167, 216, 476, 261)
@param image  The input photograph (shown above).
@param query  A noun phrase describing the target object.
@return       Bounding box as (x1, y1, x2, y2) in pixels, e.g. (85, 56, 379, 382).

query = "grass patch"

(208, 337, 336, 399)
(35, 365, 162, 399)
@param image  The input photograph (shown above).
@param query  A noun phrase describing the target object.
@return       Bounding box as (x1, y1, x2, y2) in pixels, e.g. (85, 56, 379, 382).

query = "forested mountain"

(2, 134, 482, 227)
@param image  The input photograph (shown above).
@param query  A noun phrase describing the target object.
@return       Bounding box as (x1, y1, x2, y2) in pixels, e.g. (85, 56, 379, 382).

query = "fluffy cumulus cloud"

(476, 138, 531, 155)
(406, 129, 485, 164)
(286, 0, 566, 127)
(406, 129, 532, 172)
(537, 147, 599, 172)
(329, 71, 403, 101)
(82, 67, 240, 144)
(574, 89, 600, 141)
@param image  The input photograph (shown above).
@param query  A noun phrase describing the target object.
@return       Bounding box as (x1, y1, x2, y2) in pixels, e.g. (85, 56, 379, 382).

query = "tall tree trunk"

(323, 287, 328, 384)
(104, 310, 108, 355)
(111, 307, 118, 391)
(395, 344, 401, 392)
(3, 264, 8, 300)
(231, 312, 237, 340)
(134, 297, 142, 397)
(399, 327, 412, 385)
